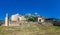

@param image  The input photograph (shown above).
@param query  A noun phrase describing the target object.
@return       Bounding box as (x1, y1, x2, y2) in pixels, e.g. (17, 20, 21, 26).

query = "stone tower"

(5, 13, 9, 26)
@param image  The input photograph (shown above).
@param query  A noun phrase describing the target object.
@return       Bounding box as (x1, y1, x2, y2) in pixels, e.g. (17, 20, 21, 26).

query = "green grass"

(0, 24, 60, 35)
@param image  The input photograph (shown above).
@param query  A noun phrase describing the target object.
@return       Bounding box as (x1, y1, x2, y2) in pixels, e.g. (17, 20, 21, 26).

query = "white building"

(5, 13, 26, 26)
(11, 13, 19, 21)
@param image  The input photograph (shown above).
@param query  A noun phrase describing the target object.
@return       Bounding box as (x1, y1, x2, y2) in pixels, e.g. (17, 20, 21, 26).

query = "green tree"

(24, 13, 40, 22)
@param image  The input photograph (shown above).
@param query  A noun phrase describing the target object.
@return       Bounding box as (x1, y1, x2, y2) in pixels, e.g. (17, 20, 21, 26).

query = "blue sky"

(0, 0, 60, 20)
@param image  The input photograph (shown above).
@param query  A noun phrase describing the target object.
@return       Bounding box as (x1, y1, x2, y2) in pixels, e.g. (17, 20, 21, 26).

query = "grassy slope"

(0, 24, 60, 35)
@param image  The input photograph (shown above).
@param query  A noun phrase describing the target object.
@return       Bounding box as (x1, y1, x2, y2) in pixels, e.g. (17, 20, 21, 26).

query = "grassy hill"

(0, 23, 60, 35)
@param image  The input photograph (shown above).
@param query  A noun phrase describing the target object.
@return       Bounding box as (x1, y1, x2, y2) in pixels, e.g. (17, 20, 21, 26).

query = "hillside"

(0, 23, 60, 35)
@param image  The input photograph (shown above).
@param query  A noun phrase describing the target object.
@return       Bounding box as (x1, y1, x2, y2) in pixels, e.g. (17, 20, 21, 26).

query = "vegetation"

(25, 13, 39, 22)
(0, 23, 60, 35)
(47, 18, 60, 21)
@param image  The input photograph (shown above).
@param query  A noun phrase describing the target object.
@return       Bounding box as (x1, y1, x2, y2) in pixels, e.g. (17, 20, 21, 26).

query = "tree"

(28, 16, 36, 22)
(24, 13, 32, 22)
(24, 13, 40, 22)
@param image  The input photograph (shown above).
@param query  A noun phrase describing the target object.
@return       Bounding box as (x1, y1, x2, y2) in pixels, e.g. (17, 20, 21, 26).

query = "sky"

(0, 0, 60, 20)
